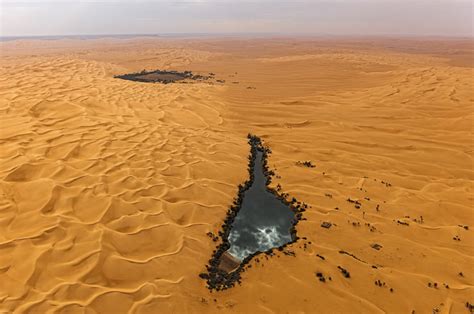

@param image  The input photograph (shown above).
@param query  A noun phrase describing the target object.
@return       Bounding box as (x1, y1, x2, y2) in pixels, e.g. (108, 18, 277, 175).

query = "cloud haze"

(1, 0, 472, 37)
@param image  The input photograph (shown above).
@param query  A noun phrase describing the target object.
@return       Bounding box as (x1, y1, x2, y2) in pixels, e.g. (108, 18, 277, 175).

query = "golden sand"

(0, 37, 472, 313)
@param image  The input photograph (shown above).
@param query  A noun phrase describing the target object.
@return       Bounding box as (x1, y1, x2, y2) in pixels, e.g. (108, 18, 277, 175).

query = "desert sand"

(0, 37, 472, 313)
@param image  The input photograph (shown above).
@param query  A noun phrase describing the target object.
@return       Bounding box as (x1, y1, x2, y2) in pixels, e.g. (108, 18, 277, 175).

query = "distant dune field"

(0, 37, 472, 313)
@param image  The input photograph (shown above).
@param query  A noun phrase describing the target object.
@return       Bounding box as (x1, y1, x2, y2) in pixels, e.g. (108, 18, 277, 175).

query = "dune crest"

(0, 37, 472, 313)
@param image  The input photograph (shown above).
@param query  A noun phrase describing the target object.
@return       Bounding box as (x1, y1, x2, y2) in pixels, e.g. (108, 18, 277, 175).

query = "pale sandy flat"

(0, 37, 472, 313)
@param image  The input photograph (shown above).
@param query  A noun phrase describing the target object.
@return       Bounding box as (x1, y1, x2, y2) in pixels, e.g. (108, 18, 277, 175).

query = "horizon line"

(1, 32, 473, 41)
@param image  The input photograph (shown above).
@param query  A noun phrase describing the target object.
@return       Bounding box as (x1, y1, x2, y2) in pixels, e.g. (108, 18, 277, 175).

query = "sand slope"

(0, 38, 472, 313)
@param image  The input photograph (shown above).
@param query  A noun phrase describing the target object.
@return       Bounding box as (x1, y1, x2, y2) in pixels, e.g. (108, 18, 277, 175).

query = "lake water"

(226, 147, 295, 261)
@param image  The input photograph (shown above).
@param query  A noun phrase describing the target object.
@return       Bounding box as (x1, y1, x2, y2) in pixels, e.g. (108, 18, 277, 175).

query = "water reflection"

(226, 148, 295, 260)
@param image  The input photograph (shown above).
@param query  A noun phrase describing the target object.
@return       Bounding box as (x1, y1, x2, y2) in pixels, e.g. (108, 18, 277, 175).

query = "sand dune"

(0, 37, 472, 313)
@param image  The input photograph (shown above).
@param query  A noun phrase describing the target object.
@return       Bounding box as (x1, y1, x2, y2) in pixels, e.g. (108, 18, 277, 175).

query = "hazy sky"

(1, 0, 472, 37)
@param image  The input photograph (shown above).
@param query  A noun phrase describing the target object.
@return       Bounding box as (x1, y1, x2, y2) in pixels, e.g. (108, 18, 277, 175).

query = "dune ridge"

(0, 37, 472, 313)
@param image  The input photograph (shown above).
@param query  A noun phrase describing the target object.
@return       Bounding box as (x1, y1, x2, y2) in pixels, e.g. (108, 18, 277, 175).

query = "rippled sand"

(0, 37, 472, 313)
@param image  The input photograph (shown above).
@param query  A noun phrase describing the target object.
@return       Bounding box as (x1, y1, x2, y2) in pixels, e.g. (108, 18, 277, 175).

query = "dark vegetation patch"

(338, 250, 368, 264)
(321, 221, 332, 229)
(337, 266, 351, 278)
(296, 160, 316, 168)
(315, 272, 331, 283)
(371, 243, 383, 250)
(316, 254, 326, 260)
(115, 69, 219, 84)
